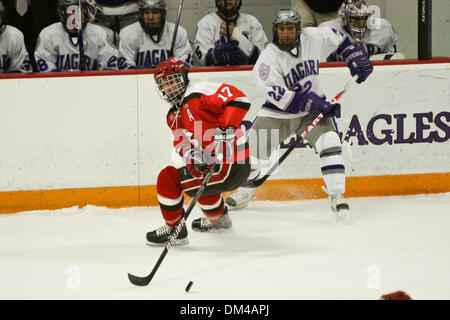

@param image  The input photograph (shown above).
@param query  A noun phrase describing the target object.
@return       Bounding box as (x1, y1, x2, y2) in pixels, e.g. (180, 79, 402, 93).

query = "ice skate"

(330, 193, 349, 214)
(225, 187, 256, 210)
(330, 193, 349, 221)
(146, 223, 189, 246)
(322, 187, 349, 221)
(192, 208, 232, 232)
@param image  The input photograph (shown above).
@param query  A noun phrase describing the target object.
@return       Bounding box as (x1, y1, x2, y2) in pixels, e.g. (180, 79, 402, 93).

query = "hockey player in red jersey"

(146, 57, 251, 246)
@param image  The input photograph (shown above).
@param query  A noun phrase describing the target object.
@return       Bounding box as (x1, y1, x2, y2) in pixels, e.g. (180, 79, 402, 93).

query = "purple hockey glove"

(229, 49, 248, 65)
(213, 41, 248, 66)
(301, 92, 340, 117)
(213, 42, 234, 65)
(228, 40, 248, 65)
(341, 45, 373, 83)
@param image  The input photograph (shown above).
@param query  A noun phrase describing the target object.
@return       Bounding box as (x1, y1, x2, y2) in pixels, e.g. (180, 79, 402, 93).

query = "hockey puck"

(185, 281, 193, 292)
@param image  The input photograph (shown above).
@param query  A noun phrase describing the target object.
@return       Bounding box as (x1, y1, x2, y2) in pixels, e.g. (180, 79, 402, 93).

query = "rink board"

(0, 59, 449, 213)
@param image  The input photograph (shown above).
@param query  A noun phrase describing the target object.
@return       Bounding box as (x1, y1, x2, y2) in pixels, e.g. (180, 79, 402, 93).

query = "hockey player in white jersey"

(319, 0, 399, 61)
(0, 1, 31, 73)
(34, 0, 119, 72)
(118, 0, 193, 69)
(194, 0, 268, 66)
(226, 8, 373, 216)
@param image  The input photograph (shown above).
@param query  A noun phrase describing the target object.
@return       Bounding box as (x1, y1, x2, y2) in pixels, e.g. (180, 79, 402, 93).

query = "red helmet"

(154, 57, 190, 106)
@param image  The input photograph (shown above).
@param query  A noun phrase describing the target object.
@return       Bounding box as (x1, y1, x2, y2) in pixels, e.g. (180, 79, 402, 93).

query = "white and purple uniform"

(0, 25, 31, 73)
(118, 21, 193, 69)
(254, 26, 348, 119)
(194, 11, 268, 66)
(319, 17, 398, 61)
(248, 26, 357, 195)
(35, 22, 119, 72)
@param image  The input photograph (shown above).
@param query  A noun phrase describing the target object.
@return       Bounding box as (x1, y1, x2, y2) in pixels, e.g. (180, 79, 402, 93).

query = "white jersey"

(118, 21, 193, 69)
(253, 27, 347, 120)
(0, 25, 31, 73)
(34, 22, 119, 72)
(194, 11, 268, 66)
(319, 18, 398, 61)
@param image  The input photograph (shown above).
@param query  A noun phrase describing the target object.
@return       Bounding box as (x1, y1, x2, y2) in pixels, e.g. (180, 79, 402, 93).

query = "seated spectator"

(319, 0, 401, 61)
(93, 0, 139, 44)
(291, 0, 344, 29)
(118, 0, 192, 69)
(194, 0, 268, 66)
(34, 0, 118, 72)
(0, 0, 31, 73)
(1, 0, 59, 72)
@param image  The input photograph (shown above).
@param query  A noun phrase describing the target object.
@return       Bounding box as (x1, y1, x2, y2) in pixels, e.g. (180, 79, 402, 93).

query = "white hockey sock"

(315, 132, 346, 194)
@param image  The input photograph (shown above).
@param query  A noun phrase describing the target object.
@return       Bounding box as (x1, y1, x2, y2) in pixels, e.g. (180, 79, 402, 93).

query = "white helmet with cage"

(339, 0, 373, 42)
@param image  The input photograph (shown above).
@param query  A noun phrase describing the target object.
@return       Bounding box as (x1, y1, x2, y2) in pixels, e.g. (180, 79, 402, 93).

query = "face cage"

(217, 0, 240, 17)
(156, 73, 187, 107)
(346, 11, 370, 41)
(274, 23, 300, 51)
(139, 8, 166, 36)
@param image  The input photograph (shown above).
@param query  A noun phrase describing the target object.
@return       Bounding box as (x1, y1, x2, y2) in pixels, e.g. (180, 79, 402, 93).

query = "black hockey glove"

(183, 148, 211, 178)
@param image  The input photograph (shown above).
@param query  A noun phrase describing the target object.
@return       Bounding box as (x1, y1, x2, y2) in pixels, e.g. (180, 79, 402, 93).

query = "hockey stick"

(168, 0, 184, 58)
(224, 0, 231, 43)
(128, 163, 220, 287)
(249, 75, 358, 188)
(77, 0, 85, 71)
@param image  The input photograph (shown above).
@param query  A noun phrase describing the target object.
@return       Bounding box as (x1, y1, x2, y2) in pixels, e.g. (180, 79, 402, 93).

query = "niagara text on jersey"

(118, 21, 193, 69)
(167, 82, 251, 164)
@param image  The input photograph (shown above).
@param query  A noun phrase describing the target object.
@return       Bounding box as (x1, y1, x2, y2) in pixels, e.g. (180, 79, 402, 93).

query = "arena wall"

(0, 58, 449, 214)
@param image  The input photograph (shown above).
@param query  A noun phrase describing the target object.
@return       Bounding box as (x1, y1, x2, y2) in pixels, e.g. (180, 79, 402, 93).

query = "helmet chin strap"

(217, 0, 239, 20)
(218, 10, 237, 21)
(144, 24, 158, 34)
(140, 10, 165, 41)
(349, 24, 366, 43)
(144, 24, 163, 42)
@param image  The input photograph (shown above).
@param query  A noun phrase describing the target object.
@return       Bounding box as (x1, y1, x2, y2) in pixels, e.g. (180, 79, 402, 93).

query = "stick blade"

(128, 273, 151, 287)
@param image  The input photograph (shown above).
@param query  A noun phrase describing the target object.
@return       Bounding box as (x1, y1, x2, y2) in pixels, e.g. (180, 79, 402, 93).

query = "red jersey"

(166, 82, 251, 164)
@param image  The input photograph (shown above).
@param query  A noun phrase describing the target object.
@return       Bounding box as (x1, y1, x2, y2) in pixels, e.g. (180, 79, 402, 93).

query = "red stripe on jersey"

(216, 84, 250, 128)
(181, 164, 232, 192)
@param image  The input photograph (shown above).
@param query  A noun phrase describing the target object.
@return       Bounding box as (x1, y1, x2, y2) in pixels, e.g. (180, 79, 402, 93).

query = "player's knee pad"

(157, 166, 182, 199)
(315, 131, 342, 155)
(157, 166, 184, 226)
(315, 131, 344, 169)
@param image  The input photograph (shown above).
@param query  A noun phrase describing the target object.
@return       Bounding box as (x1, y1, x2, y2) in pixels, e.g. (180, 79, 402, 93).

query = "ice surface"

(1, 193, 449, 300)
